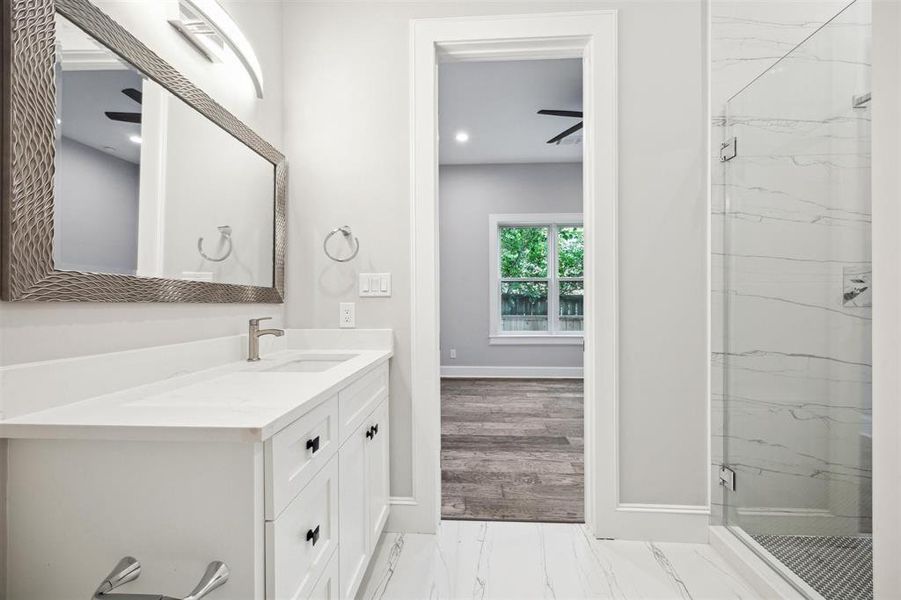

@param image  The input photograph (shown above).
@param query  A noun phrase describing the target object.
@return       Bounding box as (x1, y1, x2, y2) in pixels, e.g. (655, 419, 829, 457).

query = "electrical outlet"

(449, 348, 457, 359)
(339, 302, 355, 328)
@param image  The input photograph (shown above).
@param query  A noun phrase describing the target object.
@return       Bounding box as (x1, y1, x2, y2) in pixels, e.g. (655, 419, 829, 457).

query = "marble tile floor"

(358, 520, 761, 600)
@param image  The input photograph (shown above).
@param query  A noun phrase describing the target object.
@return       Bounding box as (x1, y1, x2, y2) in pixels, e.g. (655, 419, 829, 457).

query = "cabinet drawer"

(265, 395, 338, 520)
(339, 363, 388, 444)
(308, 548, 339, 600)
(266, 455, 338, 600)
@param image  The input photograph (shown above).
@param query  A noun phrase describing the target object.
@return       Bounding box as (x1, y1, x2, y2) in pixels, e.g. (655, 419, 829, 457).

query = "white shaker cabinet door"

(339, 421, 370, 599)
(366, 400, 390, 552)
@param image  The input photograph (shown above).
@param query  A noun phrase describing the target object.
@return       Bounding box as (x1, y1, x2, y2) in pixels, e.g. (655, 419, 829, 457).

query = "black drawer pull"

(365, 427, 374, 440)
(306, 436, 320, 454)
(372, 423, 379, 436)
(306, 525, 320, 546)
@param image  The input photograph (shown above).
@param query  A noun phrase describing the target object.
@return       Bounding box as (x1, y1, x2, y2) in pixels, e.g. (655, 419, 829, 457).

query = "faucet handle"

(182, 561, 229, 600)
(94, 556, 141, 596)
(249, 317, 272, 327)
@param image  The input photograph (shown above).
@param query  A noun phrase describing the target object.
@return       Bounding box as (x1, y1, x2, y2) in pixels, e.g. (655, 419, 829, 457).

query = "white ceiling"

(438, 59, 583, 165)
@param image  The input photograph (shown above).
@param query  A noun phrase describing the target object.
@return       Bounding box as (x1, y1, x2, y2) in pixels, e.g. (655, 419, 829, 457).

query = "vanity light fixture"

(455, 131, 470, 143)
(169, 0, 265, 99)
(129, 135, 143, 144)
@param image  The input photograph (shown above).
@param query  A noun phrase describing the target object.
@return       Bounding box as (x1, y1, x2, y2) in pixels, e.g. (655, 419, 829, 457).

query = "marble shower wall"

(710, 0, 872, 533)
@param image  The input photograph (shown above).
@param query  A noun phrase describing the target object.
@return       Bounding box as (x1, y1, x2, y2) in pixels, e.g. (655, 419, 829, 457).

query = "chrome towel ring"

(197, 225, 233, 262)
(323, 226, 360, 262)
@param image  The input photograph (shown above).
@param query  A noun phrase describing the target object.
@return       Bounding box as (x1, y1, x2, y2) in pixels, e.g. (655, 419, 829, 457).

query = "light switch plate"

(359, 273, 392, 297)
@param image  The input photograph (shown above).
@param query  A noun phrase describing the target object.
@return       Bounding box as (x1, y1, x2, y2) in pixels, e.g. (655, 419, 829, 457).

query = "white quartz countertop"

(0, 349, 392, 443)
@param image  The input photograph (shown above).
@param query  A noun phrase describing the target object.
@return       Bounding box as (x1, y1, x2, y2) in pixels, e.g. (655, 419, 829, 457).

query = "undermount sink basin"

(265, 354, 359, 373)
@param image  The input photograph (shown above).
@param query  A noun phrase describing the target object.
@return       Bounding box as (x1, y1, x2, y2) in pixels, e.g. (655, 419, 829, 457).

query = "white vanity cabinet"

(338, 397, 390, 598)
(265, 362, 390, 600)
(1, 350, 392, 600)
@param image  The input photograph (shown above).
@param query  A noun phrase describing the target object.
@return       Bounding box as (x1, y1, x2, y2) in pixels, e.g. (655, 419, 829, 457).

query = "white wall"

(0, 0, 285, 370)
(283, 0, 709, 506)
(871, 1, 901, 593)
(439, 163, 582, 371)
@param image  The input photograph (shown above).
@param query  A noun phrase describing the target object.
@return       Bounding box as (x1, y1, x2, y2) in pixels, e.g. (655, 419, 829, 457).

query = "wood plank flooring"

(441, 378, 584, 522)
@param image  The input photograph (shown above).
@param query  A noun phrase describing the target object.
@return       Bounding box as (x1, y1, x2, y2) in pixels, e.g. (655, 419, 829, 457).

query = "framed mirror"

(1, 0, 286, 302)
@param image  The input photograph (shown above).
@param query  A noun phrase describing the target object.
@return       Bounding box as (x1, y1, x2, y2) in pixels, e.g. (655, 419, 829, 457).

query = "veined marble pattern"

(710, 0, 859, 108)
(358, 521, 761, 600)
(714, 0, 872, 539)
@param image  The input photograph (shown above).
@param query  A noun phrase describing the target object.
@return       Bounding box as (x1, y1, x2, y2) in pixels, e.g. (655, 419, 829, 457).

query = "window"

(489, 214, 583, 343)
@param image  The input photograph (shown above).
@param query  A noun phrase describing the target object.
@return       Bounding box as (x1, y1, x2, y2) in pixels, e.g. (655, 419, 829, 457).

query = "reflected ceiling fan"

(537, 109, 583, 145)
(105, 87, 143, 124)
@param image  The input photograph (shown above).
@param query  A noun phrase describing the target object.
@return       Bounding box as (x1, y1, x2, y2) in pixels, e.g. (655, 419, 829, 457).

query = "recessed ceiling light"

(129, 135, 143, 144)
(455, 131, 470, 143)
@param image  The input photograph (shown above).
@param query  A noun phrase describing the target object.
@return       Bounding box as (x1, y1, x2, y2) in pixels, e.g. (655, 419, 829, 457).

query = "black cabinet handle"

(306, 435, 320, 454)
(365, 427, 374, 440)
(306, 525, 320, 546)
(372, 423, 379, 436)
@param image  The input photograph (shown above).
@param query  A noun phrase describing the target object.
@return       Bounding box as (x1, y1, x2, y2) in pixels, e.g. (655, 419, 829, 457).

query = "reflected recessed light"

(129, 135, 143, 144)
(455, 131, 470, 143)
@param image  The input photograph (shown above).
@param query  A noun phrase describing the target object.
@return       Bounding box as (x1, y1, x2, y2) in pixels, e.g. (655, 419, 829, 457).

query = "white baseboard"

(385, 497, 438, 534)
(440, 365, 583, 379)
(594, 508, 710, 543)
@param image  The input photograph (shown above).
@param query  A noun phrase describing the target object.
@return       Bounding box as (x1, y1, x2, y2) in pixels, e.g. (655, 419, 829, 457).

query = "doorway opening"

(438, 58, 585, 522)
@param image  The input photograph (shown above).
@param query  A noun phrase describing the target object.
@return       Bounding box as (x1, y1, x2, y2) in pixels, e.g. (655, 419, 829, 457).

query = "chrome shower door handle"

(182, 561, 229, 600)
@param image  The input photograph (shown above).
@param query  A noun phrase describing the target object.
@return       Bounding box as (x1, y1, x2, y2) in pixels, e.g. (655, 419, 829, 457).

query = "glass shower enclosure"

(719, 1, 872, 598)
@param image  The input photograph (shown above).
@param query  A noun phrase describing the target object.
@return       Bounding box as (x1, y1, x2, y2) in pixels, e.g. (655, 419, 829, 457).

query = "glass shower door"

(721, 1, 872, 598)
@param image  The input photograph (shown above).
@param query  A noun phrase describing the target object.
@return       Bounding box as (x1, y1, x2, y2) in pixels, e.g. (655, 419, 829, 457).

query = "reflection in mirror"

(53, 14, 275, 287)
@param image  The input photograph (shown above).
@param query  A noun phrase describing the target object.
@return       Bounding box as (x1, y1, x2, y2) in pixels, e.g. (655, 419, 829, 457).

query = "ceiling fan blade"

(546, 121, 583, 145)
(121, 88, 143, 105)
(105, 111, 142, 124)
(538, 109, 583, 118)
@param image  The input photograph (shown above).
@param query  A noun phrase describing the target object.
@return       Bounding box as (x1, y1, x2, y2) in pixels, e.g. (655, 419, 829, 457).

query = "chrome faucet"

(248, 317, 284, 361)
(93, 556, 229, 600)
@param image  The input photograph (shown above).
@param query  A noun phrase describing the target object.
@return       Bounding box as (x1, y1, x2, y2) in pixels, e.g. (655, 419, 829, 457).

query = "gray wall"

(439, 163, 583, 369)
(283, 0, 709, 506)
(54, 137, 140, 275)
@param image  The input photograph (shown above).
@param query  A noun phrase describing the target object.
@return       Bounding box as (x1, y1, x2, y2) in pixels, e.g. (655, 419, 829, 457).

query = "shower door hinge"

(719, 465, 736, 491)
(720, 137, 737, 162)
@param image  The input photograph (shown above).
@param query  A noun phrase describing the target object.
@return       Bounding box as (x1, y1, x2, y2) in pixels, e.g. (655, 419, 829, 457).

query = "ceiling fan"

(105, 87, 143, 124)
(537, 109, 583, 145)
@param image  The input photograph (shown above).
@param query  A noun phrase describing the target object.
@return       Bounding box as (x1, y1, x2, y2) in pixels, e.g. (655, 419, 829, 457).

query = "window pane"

(500, 227, 548, 278)
(558, 226, 584, 278)
(559, 280, 584, 332)
(501, 281, 548, 331)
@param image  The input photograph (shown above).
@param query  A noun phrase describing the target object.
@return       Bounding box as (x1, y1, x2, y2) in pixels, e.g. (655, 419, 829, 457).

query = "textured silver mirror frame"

(1, 0, 287, 303)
